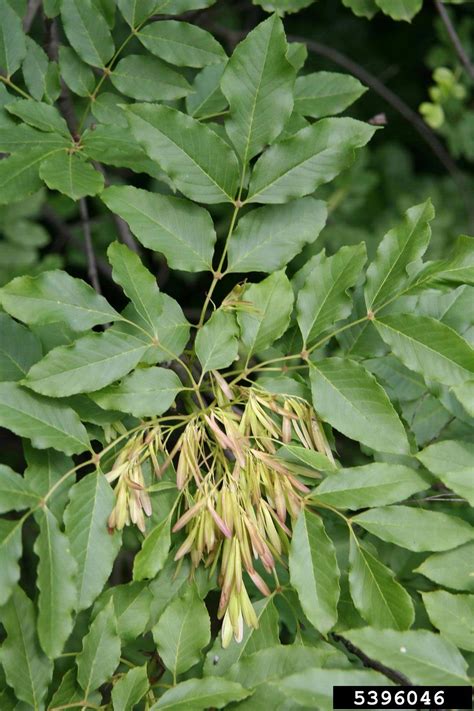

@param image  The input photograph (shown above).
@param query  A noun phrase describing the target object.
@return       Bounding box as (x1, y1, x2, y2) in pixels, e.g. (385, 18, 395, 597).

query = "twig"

(434, 0, 474, 80)
(332, 633, 412, 686)
(23, 0, 42, 32)
(79, 198, 102, 294)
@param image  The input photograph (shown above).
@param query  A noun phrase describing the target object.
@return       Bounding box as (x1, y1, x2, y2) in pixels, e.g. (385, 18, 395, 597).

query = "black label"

(333, 685, 472, 709)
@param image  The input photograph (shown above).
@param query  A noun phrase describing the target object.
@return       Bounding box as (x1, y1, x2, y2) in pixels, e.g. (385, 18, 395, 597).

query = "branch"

(79, 198, 102, 294)
(23, 0, 42, 32)
(332, 633, 412, 686)
(434, 0, 474, 81)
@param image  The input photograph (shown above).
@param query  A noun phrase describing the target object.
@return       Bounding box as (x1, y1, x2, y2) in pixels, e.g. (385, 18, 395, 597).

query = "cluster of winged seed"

(105, 379, 333, 647)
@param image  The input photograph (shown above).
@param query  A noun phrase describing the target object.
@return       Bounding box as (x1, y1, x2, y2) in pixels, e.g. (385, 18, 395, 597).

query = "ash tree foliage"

(0, 0, 473, 709)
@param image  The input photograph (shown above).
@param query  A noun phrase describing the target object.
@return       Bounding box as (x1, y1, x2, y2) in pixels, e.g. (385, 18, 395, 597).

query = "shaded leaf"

(294, 71, 366, 118)
(24, 446, 72, 521)
(22, 38, 49, 101)
(227, 197, 327, 274)
(375, 313, 474, 386)
(0, 463, 38, 513)
(0, 2, 26, 76)
(126, 104, 240, 203)
(297, 244, 367, 346)
(0, 381, 90, 455)
(312, 462, 429, 509)
(0, 587, 53, 709)
(422, 591, 474, 651)
(417, 440, 474, 505)
(61, 0, 114, 67)
(103, 186, 217, 272)
(310, 358, 410, 454)
(59, 46, 95, 97)
(344, 627, 469, 684)
(39, 151, 104, 200)
(375, 0, 422, 21)
(138, 21, 225, 67)
(415, 543, 474, 592)
(76, 599, 121, 696)
(24, 329, 149, 397)
(289, 509, 340, 635)
(349, 535, 414, 629)
(6, 99, 70, 137)
(152, 678, 250, 710)
(0, 519, 23, 606)
(133, 518, 172, 581)
(186, 64, 227, 118)
(64, 472, 121, 611)
(112, 665, 149, 711)
(92, 367, 183, 418)
(95, 581, 153, 642)
(237, 271, 294, 355)
(365, 200, 435, 312)
(353, 505, 474, 551)
(111, 55, 191, 101)
(35, 508, 77, 659)
(196, 309, 239, 373)
(152, 586, 210, 676)
(247, 118, 375, 203)
(0, 269, 119, 330)
(221, 14, 295, 163)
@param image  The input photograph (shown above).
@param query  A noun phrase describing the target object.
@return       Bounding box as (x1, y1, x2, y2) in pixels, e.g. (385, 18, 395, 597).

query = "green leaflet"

(289, 509, 340, 635)
(353, 505, 474, 551)
(117, 0, 217, 27)
(252, 0, 315, 13)
(22, 38, 49, 101)
(237, 271, 294, 355)
(107, 241, 163, 334)
(152, 586, 210, 676)
(186, 64, 227, 118)
(0, 145, 65, 205)
(61, 0, 115, 67)
(0, 519, 23, 606)
(92, 367, 183, 418)
(64, 472, 122, 611)
(39, 152, 105, 200)
(0, 463, 39, 513)
(24, 329, 149, 397)
(24, 446, 72, 521)
(221, 14, 295, 164)
(0, 2, 26, 76)
(103, 187, 217, 272)
(365, 200, 435, 312)
(94, 581, 153, 642)
(151, 678, 250, 710)
(310, 358, 410, 455)
(422, 591, 474, 652)
(133, 518, 172, 581)
(6, 99, 70, 137)
(196, 309, 239, 373)
(417, 440, 474, 505)
(375, 0, 422, 21)
(294, 71, 367, 118)
(227, 197, 327, 274)
(137, 21, 226, 68)
(246, 118, 376, 203)
(76, 599, 121, 696)
(311, 462, 430, 509)
(415, 542, 474, 592)
(0, 269, 119, 330)
(112, 665, 149, 711)
(34, 508, 77, 659)
(297, 243, 367, 346)
(342, 0, 379, 18)
(276, 668, 389, 710)
(59, 46, 95, 97)
(349, 535, 414, 629)
(110, 55, 191, 101)
(203, 598, 279, 676)
(375, 313, 474, 386)
(0, 586, 53, 709)
(126, 104, 240, 204)
(344, 627, 469, 684)
(0, 382, 90, 455)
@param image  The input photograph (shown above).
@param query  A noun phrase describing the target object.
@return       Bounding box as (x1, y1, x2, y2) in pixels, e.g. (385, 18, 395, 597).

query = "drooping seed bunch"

(105, 377, 333, 647)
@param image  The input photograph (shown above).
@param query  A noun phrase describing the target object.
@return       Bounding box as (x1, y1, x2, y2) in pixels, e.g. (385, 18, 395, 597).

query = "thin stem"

(331, 633, 412, 686)
(0, 75, 32, 100)
(434, 0, 474, 80)
(197, 203, 240, 329)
